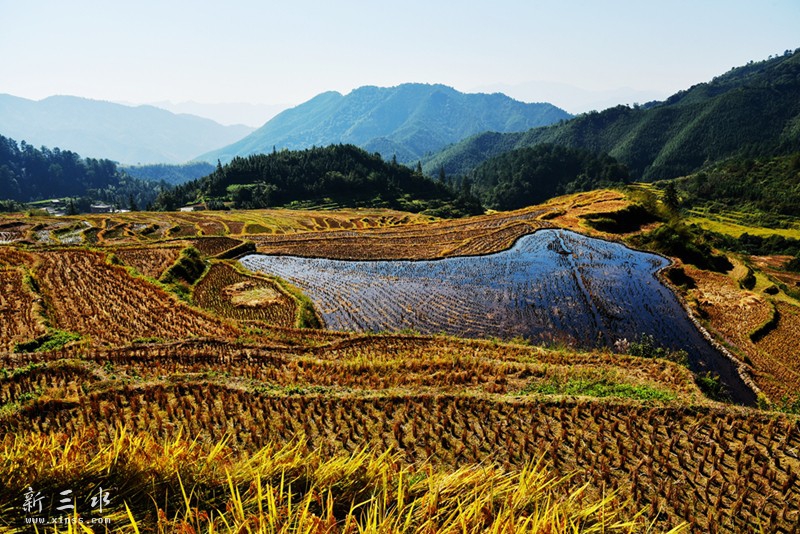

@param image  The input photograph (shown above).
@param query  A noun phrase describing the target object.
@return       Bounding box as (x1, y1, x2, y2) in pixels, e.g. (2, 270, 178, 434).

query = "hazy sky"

(2, 0, 798, 121)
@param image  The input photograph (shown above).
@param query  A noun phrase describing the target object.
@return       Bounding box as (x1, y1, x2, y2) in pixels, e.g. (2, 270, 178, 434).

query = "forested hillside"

(0, 134, 165, 209)
(157, 144, 481, 216)
(466, 144, 630, 210)
(198, 84, 571, 163)
(425, 50, 800, 181)
(676, 152, 800, 217)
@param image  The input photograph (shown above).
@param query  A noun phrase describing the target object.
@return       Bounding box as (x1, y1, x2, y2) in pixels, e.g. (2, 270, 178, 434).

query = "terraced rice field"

(193, 263, 297, 327)
(751, 255, 800, 291)
(0, 337, 796, 532)
(684, 262, 800, 402)
(0, 222, 32, 244)
(112, 245, 185, 279)
(247, 211, 546, 259)
(686, 210, 800, 240)
(0, 207, 438, 248)
(0, 269, 47, 352)
(33, 250, 239, 347)
(2, 192, 798, 532)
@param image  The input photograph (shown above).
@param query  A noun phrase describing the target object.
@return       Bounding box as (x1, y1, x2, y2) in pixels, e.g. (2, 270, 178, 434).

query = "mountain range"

(0, 94, 254, 165)
(144, 100, 286, 127)
(470, 81, 668, 115)
(198, 84, 571, 164)
(424, 50, 800, 180)
(3, 49, 799, 214)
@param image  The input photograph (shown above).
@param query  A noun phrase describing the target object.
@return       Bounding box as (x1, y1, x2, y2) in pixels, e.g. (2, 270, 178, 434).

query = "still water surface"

(241, 229, 754, 403)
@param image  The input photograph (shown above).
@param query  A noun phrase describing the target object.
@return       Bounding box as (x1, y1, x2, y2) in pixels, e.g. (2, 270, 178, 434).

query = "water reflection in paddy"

(241, 229, 754, 403)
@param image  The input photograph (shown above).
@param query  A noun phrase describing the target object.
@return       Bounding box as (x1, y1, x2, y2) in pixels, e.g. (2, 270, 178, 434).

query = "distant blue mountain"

(198, 84, 571, 163)
(0, 94, 254, 164)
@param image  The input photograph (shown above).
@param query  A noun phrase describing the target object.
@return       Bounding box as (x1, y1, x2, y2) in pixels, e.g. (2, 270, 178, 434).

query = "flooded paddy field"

(241, 229, 755, 403)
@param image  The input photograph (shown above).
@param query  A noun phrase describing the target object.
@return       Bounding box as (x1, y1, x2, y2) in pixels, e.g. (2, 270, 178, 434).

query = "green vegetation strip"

(272, 277, 322, 329)
(158, 246, 209, 301)
(13, 330, 82, 353)
(160, 246, 206, 286)
(739, 266, 756, 290)
(214, 240, 256, 259)
(686, 216, 800, 240)
(520, 378, 676, 402)
(749, 303, 780, 343)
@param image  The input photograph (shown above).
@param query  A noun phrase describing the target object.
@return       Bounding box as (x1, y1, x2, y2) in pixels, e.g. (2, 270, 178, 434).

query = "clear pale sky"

(2, 0, 798, 118)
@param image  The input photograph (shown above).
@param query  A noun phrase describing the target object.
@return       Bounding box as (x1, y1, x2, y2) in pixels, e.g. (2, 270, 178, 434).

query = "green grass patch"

(686, 215, 800, 240)
(244, 223, 273, 234)
(273, 278, 322, 329)
(694, 371, 731, 403)
(520, 377, 676, 402)
(13, 330, 82, 353)
(630, 220, 733, 272)
(739, 266, 757, 290)
(158, 247, 209, 301)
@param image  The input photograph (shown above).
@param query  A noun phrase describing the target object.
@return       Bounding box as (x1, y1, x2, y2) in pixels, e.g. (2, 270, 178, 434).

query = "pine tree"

(663, 182, 679, 212)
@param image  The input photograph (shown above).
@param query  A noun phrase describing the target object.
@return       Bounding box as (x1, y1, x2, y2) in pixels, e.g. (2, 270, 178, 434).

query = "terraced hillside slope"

(1, 190, 798, 532)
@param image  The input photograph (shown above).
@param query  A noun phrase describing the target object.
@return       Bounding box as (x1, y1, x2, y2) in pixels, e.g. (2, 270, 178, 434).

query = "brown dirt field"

(0, 246, 35, 267)
(191, 236, 244, 256)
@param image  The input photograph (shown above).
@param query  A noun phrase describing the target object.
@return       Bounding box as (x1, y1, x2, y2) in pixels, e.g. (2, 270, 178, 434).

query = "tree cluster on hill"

(154, 145, 482, 217)
(0, 134, 167, 209)
(0, 200, 23, 213)
(630, 218, 733, 273)
(424, 49, 800, 182)
(465, 144, 630, 210)
(706, 231, 800, 258)
(676, 152, 800, 218)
